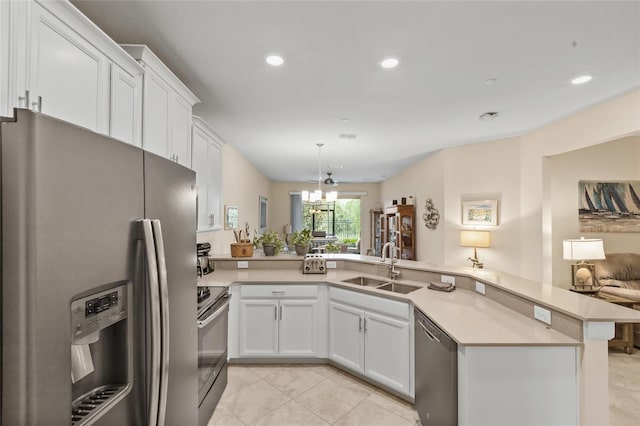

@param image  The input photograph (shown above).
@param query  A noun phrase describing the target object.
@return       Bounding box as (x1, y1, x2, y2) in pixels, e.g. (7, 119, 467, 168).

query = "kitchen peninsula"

(199, 253, 640, 426)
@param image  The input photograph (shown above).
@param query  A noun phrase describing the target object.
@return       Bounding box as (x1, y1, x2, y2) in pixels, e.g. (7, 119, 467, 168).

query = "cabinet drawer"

(330, 287, 409, 320)
(241, 284, 318, 299)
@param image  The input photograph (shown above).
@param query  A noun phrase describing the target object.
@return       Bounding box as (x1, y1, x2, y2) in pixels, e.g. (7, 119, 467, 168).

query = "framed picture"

(224, 205, 239, 230)
(259, 196, 268, 233)
(579, 180, 640, 233)
(462, 200, 498, 226)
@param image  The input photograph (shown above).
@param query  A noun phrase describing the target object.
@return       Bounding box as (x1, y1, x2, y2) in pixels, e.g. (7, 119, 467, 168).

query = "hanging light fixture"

(302, 143, 338, 204)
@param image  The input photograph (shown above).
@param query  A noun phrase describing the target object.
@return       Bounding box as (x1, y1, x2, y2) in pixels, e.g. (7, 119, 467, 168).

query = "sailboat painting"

(579, 181, 640, 232)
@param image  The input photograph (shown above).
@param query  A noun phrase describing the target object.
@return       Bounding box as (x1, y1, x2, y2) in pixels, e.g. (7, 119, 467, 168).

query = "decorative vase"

(295, 244, 309, 256)
(263, 244, 276, 256)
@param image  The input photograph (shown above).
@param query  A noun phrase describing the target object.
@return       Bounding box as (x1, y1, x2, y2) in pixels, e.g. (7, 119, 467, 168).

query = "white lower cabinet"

(239, 299, 279, 356)
(363, 311, 411, 393)
(329, 288, 413, 397)
(237, 285, 325, 358)
(230, 284, 411, 397)
(328, 302, 364, 371)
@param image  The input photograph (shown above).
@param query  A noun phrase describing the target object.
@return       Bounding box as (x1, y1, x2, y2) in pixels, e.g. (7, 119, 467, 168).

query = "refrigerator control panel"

(70, 283, 128, 342)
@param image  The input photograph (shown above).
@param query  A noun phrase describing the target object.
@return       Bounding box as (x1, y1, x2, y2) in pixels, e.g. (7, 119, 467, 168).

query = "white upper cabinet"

(1, 0, 29, 118)
(1, 1, 143, 146)
(192, 116, 223, 231)
(110, 63, 143, 147)
(29, 1, 109, 133)
(121, 44, 200, 168)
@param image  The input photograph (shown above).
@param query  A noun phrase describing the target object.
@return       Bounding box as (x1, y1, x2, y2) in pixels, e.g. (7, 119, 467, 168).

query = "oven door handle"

(198, 297, 230, 328)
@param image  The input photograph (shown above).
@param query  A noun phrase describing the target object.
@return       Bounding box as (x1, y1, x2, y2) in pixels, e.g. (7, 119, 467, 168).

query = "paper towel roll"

(71, 344, 94, 384)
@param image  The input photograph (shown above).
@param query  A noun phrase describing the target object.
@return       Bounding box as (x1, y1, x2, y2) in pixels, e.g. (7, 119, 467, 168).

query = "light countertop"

(198, 263, 588, 347)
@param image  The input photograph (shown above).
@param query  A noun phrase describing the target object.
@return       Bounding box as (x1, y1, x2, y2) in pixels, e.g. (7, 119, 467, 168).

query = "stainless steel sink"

(342, 276, 389, 287)
(376, 282, 421, 294)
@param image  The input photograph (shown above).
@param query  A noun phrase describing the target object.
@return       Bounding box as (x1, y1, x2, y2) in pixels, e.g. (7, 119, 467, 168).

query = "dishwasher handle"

(417, 319, 440, 343)
(415, 308, 456, 349)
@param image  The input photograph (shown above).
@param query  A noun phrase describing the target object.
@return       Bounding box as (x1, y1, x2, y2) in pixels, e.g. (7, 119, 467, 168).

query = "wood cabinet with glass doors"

(382, 205, 415, 260)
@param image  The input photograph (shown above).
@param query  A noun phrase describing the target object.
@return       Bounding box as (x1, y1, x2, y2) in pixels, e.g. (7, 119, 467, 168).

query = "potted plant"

(253, 230, 284, 256)
(290, 229, 313, 256)
(325, 241, 342, 253)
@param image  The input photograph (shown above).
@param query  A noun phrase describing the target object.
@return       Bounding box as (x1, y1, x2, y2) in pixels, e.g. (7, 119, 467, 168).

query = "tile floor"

(608, 348, 640, 426)
(207, 364, 419, 426)
(208, 351, 640, 426)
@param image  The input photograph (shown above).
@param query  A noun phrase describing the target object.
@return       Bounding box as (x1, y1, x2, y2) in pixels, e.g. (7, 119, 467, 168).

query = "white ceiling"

(72, 0, 640, 184)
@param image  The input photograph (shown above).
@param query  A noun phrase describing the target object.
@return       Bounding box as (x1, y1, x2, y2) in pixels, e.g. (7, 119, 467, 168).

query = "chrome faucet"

(381, 241, 400, 280)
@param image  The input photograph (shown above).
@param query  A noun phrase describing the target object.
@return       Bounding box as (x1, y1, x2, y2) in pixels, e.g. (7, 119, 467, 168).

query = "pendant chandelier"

(302, 143, 338, 203)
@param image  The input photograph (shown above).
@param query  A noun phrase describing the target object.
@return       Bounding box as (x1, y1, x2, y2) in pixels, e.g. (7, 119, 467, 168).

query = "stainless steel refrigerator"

(1, 109, 198, 425)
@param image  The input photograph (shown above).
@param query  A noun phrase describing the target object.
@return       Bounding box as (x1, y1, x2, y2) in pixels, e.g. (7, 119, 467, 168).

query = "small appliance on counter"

(302, 254, 327, 274)
(197, 242, 213, 276)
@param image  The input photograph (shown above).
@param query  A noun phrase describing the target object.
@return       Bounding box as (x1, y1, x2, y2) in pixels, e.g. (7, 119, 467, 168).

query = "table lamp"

(562, 237, 605, 291)
(460, 230, 491, 268)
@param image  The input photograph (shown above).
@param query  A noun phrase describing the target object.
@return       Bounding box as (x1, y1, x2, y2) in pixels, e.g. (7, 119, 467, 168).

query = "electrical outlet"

(326, 261, 337, 269)
(237, 261, 249, 269)
(475, 281, 486, 295)
(441, 275, 456, 285)
(534, 305, 552, 325)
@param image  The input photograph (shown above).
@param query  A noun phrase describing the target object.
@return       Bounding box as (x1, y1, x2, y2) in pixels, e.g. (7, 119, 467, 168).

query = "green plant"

(290, 229, 312, 246)
(253, 230, 284, 254)
(325, 241, 341, 253)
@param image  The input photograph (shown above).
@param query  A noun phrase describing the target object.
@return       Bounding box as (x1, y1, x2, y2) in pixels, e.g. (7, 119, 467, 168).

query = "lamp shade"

(460, 230, 491, 248)
(562, 237, 605, 260)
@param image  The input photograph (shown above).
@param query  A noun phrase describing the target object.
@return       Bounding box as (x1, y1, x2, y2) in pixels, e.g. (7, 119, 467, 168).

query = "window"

(297, 198, 361, 245)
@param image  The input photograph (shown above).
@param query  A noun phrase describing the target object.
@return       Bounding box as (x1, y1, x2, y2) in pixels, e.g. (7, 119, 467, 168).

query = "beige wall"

(197, 143, 271, 253)
(380, 90, 640, 282)
(381, 151, 446, 264)
(200, 90, 640, 281)
(549, 136, 640, 288)
(269, 182, 382, 251)
(520, 90, 640, 283)
(443, 137, 522, 273)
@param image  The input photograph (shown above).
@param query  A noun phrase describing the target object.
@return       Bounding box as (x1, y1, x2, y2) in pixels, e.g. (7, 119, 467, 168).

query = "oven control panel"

(70, 283, 128, 342)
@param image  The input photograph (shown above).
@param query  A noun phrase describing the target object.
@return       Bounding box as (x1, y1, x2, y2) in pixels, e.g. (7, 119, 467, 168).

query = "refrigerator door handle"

(151, 219, 170, 426)
(140, 219, 161, 426)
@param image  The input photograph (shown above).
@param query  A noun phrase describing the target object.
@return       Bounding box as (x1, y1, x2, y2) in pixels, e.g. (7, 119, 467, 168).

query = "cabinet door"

(1, 0, 29, 117)
(239, 299, 278, 357)
(191, 127, 210, 232)
(192, 119, 223, 231)
(29, 2, 109, 133)
(328, 302, 364, 373)
(142, 66, 170, 158)
(170, 94, 192, 167)
(364, 311, 411, 395)
(207, 140, 222, 229)
(110, 63, 142, 146)
(279, 299, 317, 356)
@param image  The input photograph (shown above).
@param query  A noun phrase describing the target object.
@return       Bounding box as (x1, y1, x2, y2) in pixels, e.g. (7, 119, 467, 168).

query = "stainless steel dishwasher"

(414, 308, 458, 425)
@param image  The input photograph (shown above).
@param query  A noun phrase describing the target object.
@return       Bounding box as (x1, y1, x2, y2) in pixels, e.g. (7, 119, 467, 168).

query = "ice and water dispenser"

(70, 282, 131, 425)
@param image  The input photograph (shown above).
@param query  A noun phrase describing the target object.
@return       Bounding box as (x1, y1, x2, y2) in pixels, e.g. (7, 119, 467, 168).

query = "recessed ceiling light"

(379, 57, 399, 69)
(265, 54, 284, 66)
(338, 133, 358, 140)
(571, 75, 592, 85)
